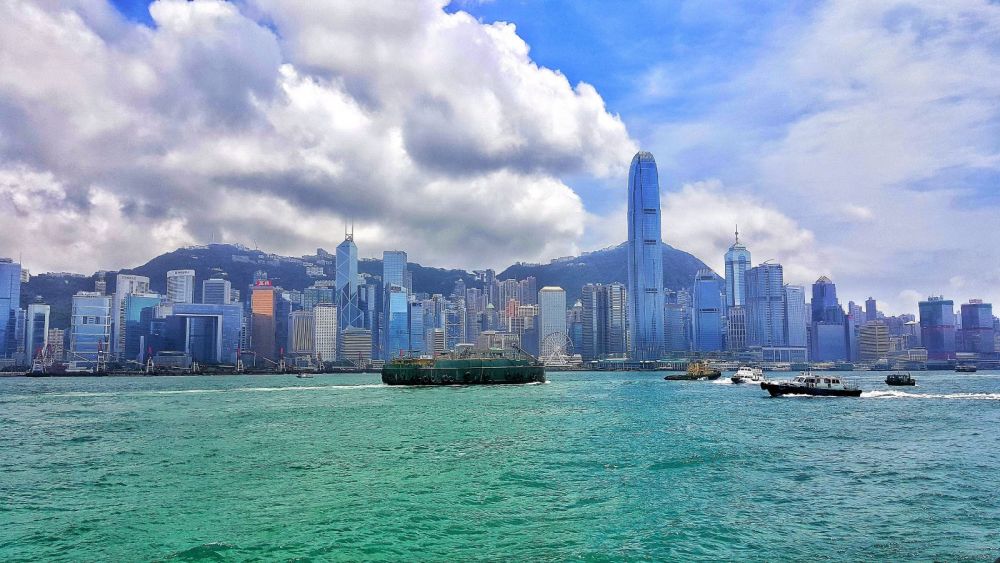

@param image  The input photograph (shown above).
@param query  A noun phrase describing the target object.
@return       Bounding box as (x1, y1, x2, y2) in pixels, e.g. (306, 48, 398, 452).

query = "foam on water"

(862, 389, 1000, 400)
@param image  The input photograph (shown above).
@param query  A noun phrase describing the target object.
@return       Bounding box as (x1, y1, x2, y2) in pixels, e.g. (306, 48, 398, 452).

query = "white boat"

(761, 372, 862, 397)
(731, 365, 764, 384)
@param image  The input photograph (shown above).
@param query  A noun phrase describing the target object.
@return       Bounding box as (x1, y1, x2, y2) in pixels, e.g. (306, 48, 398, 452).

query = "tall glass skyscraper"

(959, 300, 994, 354)
(626, 151, 665, 361)
(919, 296, 956, 360)
(336, 233, 364, 358)
(382, 251, 407, 288)
(692, 269, 724, 352)
(69, 292, 112, 369)
(724, 228, 750, 308)
(746, 263, 785, 347)
(0, 258, 21, 358)
(385, 285, 409, 358)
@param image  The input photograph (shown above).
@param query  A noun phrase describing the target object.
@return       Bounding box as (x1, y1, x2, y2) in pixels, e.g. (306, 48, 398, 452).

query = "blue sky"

(4, 0, 1000, 313)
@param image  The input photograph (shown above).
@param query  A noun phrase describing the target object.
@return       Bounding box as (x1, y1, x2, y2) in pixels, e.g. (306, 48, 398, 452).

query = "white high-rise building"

(113, 274, 149, 357)
(166, 269, 195, 304)
(314, 303, 337, 363)
(538, 286, 567, 358)
(289, 310, 315, 355)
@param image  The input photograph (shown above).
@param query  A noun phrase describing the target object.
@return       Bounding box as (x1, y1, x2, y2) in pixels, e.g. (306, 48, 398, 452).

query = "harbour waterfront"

(2, 372, 999, 561)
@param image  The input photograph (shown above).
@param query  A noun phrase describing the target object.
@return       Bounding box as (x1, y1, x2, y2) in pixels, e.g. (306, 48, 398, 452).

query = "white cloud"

(659, 180, 822, 286)
(643, 0, 1000, 314)
(0, 0, 636, 273)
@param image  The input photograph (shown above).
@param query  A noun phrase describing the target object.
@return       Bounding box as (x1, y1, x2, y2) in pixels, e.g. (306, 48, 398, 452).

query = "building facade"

(919, 296, 956, 360)
(166, 269, 195, 304)
(251, 281, 276, 362)
(69, 292, 112, 369)
(202, 278, 232, 305)
(692, 269, 724, 352)
(538, 287, 568, 358)
(625, 151, 665, 361)
(0, 258, 20, 358)
(746, 263, 785, 347)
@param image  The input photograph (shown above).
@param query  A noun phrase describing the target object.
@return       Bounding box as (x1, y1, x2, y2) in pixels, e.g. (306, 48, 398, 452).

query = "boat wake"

(862, 390, 1000, 400)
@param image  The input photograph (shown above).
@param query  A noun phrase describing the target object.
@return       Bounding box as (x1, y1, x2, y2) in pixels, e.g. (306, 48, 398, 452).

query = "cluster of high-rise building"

(1, 152, 997, 371)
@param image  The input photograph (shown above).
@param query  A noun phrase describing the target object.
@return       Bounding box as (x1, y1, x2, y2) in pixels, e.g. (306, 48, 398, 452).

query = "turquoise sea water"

(2, 371, 999, 561)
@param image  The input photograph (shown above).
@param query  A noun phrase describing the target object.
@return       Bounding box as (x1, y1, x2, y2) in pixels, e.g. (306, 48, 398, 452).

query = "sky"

(1, 0, 999, 314)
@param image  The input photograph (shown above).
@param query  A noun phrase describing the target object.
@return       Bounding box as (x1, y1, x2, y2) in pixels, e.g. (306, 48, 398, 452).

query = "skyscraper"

(625, 151, 665, 361)
(865, 297, 878, 322)
(112, 274, 150, 358)
(25, 301, 50, 362)
(408, 300, 425, 356)
(0, 258, 21, 358)
(202, 278, 232, 305)
(382, 251, 408, 357)
(724, 228, 751, 308)
(783, 285, 808, 348)
(336, 232, 363, 357)
(959, 300, 994, 355)
(580, 283, 627, 361)
(746, 263, 785, 347)
(166, 270, 195, 304)
(313, 303, 337, 363)
(69, 292, 112, 369)
(250, 281, 276, 362)
(538, 287, 567, 358)
(810, 276, 849, 361)
(288, 310, 316, 355)
(382, 251, 407, 288)
(919, 296, 956, 360)
(385, 285, 410, 359)
(692, 269, 724, 352)
(123, 292, 162, 361)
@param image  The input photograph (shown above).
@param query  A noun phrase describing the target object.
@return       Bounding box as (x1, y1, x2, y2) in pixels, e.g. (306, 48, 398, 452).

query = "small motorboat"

(760, 372, 862, 397)
(296, 373, 315, 379)
(885, 372, 915, 386)
(731, 365, 764, 384)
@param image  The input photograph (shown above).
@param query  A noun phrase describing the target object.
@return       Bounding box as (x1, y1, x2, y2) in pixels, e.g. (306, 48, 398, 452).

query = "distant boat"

(296, 373, 314, 379)
(731, 365, 764, 384)
(955, 364, 977, 373)
(760, 372, 862, 397)
(885, 372, 915, 386)
(665, 361, 721, 381)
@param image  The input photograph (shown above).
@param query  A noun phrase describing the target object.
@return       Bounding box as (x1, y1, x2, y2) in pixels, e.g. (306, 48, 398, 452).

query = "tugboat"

(760, 372, 862, 397)
(955, 364, 977, 373)
(381, 346, 544, 386)
(664, 361, 722, 381)
(885, 372, 915, 386)
(731, 365, 764, 384)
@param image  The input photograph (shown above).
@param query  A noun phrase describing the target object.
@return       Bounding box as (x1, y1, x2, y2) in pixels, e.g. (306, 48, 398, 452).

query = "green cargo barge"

(381, 348, 545, 386)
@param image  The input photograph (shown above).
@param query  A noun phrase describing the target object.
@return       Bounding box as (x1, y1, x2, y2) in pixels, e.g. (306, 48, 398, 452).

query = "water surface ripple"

(1, 371, 998, 561)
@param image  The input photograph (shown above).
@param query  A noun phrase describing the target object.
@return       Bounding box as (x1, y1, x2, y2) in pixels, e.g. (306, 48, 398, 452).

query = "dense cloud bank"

(0, 0, 636, 272)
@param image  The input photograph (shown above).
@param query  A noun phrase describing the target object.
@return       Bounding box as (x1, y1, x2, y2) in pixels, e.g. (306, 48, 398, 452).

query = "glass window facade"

(626, 152, 665, 360)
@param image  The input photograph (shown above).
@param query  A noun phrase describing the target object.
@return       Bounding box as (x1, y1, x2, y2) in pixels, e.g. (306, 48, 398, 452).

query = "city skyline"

(2, 1, 999, 316)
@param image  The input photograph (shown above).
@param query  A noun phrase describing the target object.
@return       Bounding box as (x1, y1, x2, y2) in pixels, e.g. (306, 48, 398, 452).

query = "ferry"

(955, 364, 977, 373)
(760, 372, 862, 397)
(731, 365, 764, 384)
(382, 347, 544, 386)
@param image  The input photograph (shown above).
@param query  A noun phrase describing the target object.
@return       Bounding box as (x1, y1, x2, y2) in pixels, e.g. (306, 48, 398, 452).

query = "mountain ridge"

(22, 242, 710, 329)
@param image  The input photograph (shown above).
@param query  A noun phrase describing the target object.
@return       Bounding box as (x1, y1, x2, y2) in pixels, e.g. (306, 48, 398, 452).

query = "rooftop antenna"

(734, 224, 739, 244)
